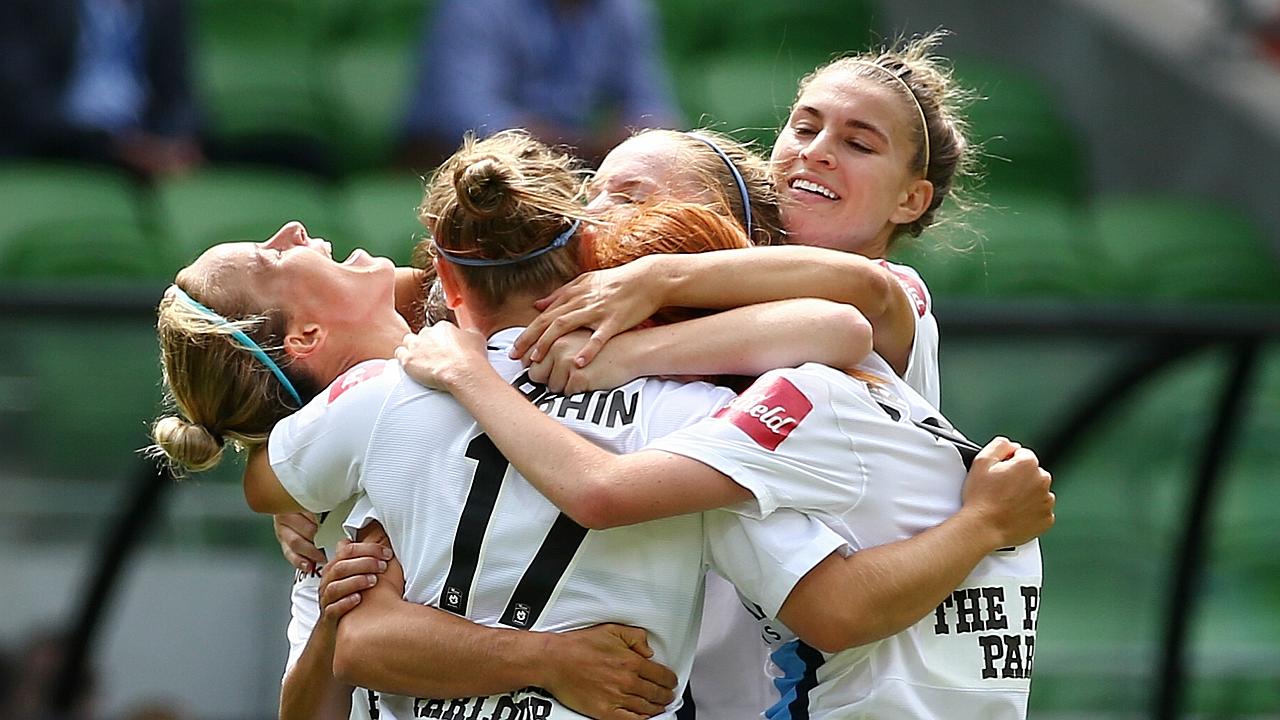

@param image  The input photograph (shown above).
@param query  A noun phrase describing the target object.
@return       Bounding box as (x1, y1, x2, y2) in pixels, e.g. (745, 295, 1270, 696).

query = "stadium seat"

(150, 167, 336, 269)
(0, 163, 141, 242)
(0, 219, 165, 281)
(8, 321, 165, 479)
(682, 54, 802, 146)
(1086, 196, 1280, 302)
(192, 0, 333, 170)
(902, 192, 1096, 299)
(722, 0, 880, 60)
(952, 59, 1088, 199)
(315, 0, 432, 173)
(337, 173, 429, 265)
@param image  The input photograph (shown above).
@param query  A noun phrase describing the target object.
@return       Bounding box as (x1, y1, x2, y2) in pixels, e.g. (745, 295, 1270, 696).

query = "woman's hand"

(961, 437, 1056, 549)
(274, 512, 327, 574)
(543, 623, 678, 720)
(317, 537, 394, 633)
(527, 330, 637, 395)
(396, 322, 491, 391)
(512, 259, 665, 369)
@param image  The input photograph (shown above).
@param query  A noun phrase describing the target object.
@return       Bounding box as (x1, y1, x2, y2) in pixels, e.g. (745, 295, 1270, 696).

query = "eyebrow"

(795, 105, 891, 144)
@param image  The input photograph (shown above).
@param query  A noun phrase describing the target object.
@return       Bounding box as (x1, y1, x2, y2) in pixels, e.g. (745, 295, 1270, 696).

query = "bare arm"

(280, 539, 390, 720)
(244, 445, 306, 514)
(396, 324, 752, 530)
(332, 525, 677, 716)
(515, 246, 917, 374)
(529, 298, 874, 395)
(779, 440, 1055, 653)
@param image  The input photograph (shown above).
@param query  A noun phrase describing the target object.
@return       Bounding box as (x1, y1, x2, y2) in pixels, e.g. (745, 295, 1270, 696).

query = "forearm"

(442, 366, 742, 528)
(658, 247, 894, 315)
(281, 625, 352, 720)
(617, 299, 872, 378)
(782, 507, 1003, 652)
(333, 587, 553, 697)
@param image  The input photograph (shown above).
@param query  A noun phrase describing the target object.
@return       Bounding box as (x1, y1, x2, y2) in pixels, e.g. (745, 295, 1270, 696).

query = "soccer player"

(151, 134, 1049, 718)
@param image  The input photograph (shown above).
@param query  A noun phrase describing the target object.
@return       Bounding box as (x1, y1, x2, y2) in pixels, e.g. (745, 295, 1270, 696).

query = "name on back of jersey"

(413, 686, 558, 720)
(713, 375, 812, 451)
(512, 371, 638, 428)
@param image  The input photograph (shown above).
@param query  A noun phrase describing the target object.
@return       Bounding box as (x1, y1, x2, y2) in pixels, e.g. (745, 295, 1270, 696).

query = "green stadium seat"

(722, 0, 880, 60)
(192, 0, 331, 162)
(151, 167, 336, 269)
(7, 320, 165, 479)
(952, 59, 1088, 199)
(1086, 196, 1280, 302)
(682, 54, 803, 146)
(894, 193, 1094, 299)
(314, 0, 432, 172)
(0, 219, 165, 281)
(337, 173, 428, 265)
(0, 163, 141, 241)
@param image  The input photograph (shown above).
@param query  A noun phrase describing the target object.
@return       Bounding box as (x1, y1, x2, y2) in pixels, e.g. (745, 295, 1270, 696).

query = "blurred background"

(1, 0, 1278, 718)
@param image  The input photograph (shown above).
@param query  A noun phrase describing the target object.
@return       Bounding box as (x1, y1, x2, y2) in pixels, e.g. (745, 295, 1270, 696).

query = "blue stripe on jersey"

(766, 639, 823, 720)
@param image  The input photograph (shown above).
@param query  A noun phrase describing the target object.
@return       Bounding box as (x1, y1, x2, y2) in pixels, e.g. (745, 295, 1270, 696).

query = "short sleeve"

(342, 494, 381, 541)
(705, 509, 848, 619)
(647, 366, 865, 519)
(268, 360, 398, 513)
(879, 261, 941, 407)
(283, 569, 321, 677)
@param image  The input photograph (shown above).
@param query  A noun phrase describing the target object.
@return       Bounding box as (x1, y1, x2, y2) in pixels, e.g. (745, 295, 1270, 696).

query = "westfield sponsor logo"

(714, 376, 812, 451)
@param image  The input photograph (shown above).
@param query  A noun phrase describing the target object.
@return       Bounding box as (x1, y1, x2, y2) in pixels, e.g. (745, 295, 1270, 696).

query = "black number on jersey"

(440, 433, 589, 628)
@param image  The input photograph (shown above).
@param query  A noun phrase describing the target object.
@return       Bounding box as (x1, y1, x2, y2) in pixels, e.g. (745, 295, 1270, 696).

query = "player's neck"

(461, 294, 543, 339)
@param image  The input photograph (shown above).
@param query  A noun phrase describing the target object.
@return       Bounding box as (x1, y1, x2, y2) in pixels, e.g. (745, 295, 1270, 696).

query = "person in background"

(0, 0, 203, 179)
(400, 0, 681, 168)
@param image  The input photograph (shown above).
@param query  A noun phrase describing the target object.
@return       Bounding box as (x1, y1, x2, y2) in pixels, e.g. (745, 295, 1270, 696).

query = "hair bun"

(455, 155, 519, 220)
(151, 415, 225, 473)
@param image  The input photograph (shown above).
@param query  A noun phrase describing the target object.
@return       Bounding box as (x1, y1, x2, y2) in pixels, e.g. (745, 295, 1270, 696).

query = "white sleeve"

(881, 261, 941, 407)
(705, 509, 848, 619)
(647, 366, 864, 519)
(637, 377, 738, 445)
(268, 360, 398, 513)
(342, 494, 381, 541)
(283, 569, 322, 678)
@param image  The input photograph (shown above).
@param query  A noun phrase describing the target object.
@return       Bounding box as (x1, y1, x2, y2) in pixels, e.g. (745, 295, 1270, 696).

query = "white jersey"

(651, 358, 1042, 720)
(268, 328, 848, 720)
(881, 260, 941, 407)
(283, 496, 376, 720)
(686, 260, 943, 720)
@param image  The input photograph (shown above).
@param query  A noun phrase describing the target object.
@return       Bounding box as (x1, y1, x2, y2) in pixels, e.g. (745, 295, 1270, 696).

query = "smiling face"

(771, 68, 933, 258)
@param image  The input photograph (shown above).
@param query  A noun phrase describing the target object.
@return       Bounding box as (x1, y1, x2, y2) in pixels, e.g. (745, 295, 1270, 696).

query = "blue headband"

(170, 287, 303, 406)
(434, 218, 580, 268)
(686, 133, 753, 239)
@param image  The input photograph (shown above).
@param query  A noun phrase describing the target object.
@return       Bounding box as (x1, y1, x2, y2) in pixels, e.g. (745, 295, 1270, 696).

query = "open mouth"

(790, 178, 841, 200)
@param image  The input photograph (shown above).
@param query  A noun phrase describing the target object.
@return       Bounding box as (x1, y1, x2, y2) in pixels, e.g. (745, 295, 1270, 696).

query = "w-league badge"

(511, 603, 532, 628)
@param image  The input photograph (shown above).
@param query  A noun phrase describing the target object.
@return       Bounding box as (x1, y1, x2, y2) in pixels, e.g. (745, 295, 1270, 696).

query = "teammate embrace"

(151, 33, 1054, 720)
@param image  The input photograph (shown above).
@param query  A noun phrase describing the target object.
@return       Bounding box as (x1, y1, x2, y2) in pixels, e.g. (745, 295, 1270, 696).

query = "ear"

(434, 257, 465, 310)
(890, 178, 934, 226)
(283, 322, 326, 362)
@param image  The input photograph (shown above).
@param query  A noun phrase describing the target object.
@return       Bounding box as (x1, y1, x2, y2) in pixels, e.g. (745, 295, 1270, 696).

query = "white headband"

(853, 61, 930, 174)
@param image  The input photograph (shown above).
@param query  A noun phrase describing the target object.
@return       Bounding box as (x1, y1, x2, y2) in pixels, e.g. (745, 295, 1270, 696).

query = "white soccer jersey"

(283, 495, 376, 720)
(650, 358, 1043, 720)
(268, 328, 848, 720)
(686, 260, 943, 720)
(880, 260, 941, 407)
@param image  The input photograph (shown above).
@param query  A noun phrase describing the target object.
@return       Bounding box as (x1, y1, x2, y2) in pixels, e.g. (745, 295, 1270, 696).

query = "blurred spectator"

(0, 0, 203, 179)
(401, 0, 681, 168)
